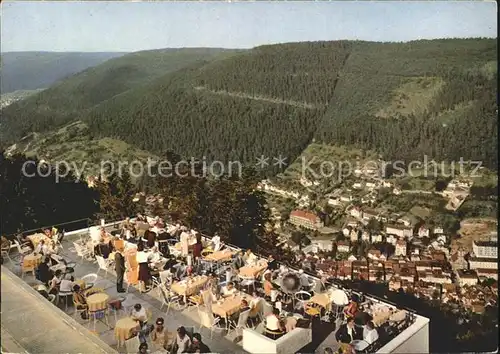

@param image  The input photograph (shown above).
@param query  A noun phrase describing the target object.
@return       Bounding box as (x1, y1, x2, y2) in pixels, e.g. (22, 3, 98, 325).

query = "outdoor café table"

(174, 239, 196, 251)
(85, 287, 105, 296)
(23, 253, 42, 268)
(27, 233, 51, 248)
(203, 249, 233, 262)
(239, 262, 268, 278)
(309, 293, 332, 311)
(115, 317, 140, 346)
(171, 276, 208, 296)
(87, 292, 110, 312)
(212, 293, 254, 326)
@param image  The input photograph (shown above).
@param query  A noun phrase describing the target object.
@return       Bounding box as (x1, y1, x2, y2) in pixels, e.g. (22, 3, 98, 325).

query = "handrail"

(3, 218, 92, 240)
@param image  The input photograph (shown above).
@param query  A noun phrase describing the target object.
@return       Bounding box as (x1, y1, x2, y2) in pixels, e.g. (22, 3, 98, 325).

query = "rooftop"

(473, 240, 498, 248)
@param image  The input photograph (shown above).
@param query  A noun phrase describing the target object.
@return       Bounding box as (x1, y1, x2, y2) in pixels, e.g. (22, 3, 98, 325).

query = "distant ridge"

(1, 51, 127, 93)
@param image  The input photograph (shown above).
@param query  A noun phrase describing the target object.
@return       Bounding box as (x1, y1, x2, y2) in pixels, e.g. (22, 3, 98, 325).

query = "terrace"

(1, 218, 429, 354)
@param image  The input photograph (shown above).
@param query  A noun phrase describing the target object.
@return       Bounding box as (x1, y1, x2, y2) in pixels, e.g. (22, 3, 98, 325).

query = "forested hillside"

(0, 51, 125, 93)
(1, 39, 497, 171)
(0, 48, 242, 141)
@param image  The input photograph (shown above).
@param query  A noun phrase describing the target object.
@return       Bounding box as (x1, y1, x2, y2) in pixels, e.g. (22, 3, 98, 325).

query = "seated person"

(265, 308, 285, 339)
(121, 217, 132, 230)
(229, 299, 250, 323)
(160, 265, 176, 285)
(148, 247, 162, 263)
(221, 282, 237, 297)
(59, 275, 75, 293)
(150, 317, 169, 351)
(169, 326, 191, 354)
(344, 299, 359, 319)
(249, 292, 262, 319)
(94, 238, 112, 259)
(138, 342, 149, 354)
(34, 240, 49, 255)
(72, 284, 88, 319)
(131, 303, 148, 325)
(244, 249, 257, 264)
(233, 250, 245, 269)
(335, 317, 361, 344)
(36, 256, 53, 285)
(20, 234, 35, 250)
(192, 333, 211, 353)
(225, 266, 238, 284)
(363, 321, 379, 345)
(48, 269, 63, 294)
(278, 265, 289, 277)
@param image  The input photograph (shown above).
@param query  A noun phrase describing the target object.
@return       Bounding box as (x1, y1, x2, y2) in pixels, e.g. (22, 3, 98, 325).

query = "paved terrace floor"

(2, 238, 246, 354)
(1, 266, 116, 354)
(2, 235, 344, 354)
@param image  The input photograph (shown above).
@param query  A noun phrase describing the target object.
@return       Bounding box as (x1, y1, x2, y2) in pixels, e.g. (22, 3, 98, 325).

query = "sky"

(1, 1, 497, 52)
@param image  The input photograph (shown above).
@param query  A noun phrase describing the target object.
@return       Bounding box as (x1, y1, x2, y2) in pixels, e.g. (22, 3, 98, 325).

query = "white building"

(310, 238, 334, 252)
(386, 235, 398, 246)
(328, 198, 341, 206)
(386, 224, 412, 238)
(433, 227, 444, 235)
(417, 227, 429, 238)
(456, 270, 479, 287)
(337, 241, 350, 253)
(340, 195, 353, 203)
(395, 240, 407, 257)
(472, 240, 498, 259)
(349, 207, 363, 219)
(468, 256, 498, 270)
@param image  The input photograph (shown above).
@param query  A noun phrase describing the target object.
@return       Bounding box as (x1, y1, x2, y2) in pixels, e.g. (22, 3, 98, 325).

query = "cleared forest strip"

(192, 86, 324, 109)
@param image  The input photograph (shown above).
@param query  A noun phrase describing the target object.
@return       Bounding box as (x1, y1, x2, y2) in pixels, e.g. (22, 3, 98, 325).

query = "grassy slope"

(6, 121, 157, 178)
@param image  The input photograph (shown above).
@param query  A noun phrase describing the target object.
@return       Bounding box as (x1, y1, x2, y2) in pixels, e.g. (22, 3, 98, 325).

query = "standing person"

(115, 250, 126, 293)
(36, 256, 53, 285)
(192, 234, 203, 263)
(180, 229, 190, 257)
(136, 243, 151, 293)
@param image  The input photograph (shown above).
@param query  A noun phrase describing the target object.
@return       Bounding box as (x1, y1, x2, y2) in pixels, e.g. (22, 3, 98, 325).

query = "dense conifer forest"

(1, 39, 497, 171)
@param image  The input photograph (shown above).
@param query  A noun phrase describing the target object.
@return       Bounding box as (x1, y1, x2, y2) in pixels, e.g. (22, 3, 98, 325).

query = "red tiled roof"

(290, 210, 319, 223)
